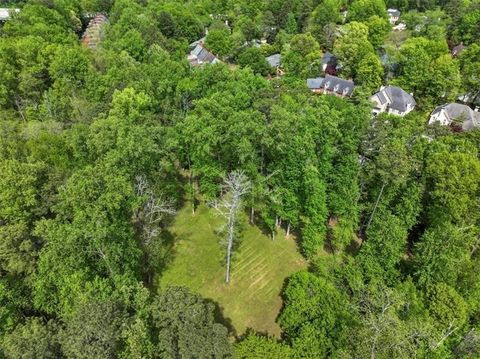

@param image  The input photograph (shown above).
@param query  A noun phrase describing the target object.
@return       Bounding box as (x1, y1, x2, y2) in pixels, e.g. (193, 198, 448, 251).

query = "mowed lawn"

(157, 203, 307, 337)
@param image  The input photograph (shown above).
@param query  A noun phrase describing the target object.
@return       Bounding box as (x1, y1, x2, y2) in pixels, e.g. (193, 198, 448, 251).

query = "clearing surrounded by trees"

(157, 204, 307, 337)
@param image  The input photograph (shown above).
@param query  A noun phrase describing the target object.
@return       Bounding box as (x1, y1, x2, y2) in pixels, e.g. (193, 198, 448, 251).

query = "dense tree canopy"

(0, 0, 479, 358)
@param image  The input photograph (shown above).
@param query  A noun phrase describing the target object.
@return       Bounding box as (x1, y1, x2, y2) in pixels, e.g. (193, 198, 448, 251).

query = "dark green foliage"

(151, 287, 232, 358)
(1, 0, 480, 357)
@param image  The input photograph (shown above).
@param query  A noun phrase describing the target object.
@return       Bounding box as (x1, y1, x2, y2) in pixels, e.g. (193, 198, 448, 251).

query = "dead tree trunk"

(364, 181, 386, 238)
(215, 171, 251, 284)
(286, 221, 291, 238)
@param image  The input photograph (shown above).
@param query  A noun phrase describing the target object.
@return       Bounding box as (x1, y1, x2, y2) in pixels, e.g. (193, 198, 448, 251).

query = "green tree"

(150, 287, 232, 358)
(204, 27, 234, 59)
(2, 318, 61, 359)
(237, 47, 271, 75)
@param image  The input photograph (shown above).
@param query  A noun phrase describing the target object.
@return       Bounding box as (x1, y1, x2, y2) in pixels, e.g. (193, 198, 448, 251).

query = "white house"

(429, 103, 480, 131)
(387, 9, 401, 24)
(370, 86, 416, 117)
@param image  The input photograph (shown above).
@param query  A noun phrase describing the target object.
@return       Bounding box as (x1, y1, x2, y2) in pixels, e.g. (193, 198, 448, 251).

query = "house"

(307, 75, 355, 98)
(82, 14, 108, 49)
(188, 43, 220, 66)
(266, 53, 284, 76)
(370, 86, 416, 116)
(0, 8, 20, 21)
(321, 52, 338, 75)
(387, 9, 401, 24)
(451, 43, 467, 57)
(429, 103, 480, 131)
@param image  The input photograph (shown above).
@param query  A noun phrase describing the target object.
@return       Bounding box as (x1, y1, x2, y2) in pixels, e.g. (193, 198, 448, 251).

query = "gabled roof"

(431, 103, 480, 131)
(307, 75, 355, 96)
(374, 86, 415, 112)
(266, 53, 281, 67)
(307, 77, 324, 89)
(387, 8, 401, 17)
(188, 44, 219, 66)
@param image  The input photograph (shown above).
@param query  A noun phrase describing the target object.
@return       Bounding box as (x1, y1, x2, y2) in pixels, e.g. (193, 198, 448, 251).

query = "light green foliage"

(301, 165, 328, 258)
(205, 27, 235, 58)
(237, 47, 271, 75)
(282, 32, 321, 77)
(333, 21, 375, 78)
(356, 51, 383, 93)
(393, 37, 459, 106)
(365, 15, 391, 48)
(427, 283, 468, 329)
(348, 0, 388, 22)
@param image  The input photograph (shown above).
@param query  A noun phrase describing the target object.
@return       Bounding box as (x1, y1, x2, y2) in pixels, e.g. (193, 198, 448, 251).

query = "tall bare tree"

(213, 171, 251, 283)
(134, 175, 176, 284)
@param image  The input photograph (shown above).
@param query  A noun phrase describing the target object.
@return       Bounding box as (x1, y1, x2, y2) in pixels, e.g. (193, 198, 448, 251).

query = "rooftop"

(266, 53, 281, 68)
(374, 86, 416, 112)
(431, 103, 480, 131)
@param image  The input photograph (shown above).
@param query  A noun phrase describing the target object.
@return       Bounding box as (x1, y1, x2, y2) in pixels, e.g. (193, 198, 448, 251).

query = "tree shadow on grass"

(204, 298, 237, 337)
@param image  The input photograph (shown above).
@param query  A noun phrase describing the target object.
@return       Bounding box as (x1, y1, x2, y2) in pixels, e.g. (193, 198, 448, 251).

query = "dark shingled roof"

(189, 44, 219, 65)
(375, 86, 416, 112)
(307, 75, 355, 96)
(431, 103, 480, 131)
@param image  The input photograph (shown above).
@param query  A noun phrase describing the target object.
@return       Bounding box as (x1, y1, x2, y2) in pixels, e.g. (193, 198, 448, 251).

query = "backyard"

(157, 203, 307, 337)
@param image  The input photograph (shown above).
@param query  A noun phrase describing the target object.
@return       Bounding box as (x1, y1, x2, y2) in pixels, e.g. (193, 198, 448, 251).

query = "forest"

(0, 0, 480, 357)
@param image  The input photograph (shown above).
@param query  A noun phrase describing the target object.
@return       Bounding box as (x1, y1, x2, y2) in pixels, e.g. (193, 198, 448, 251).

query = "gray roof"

(307, 77, 324, 89)
(374, 86, 416, 112)
(387, 8, 401, 17)
(321, 52, 337, 66)
(266, 53, 281, 67)
(306, 75, 355, 96)
(189, 44, 219, 65)
(431, 103, 480, 131)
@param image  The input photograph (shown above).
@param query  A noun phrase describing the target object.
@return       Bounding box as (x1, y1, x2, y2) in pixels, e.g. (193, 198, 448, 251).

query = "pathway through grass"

(157, 204, 306, 337)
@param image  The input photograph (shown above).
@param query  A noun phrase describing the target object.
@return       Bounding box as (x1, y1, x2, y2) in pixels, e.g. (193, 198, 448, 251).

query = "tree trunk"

(250, 207, 255, 224)
(364, 181, 386, 237)
(286, 222, 291, 238)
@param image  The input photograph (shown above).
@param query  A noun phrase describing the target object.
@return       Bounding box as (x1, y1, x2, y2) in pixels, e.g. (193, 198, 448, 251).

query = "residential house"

(266, 53, 284, 76)
(0, 8, 20, 21)
(82, 14, 108, 49)
(370, 86, 416, 116)
(451, 43, 467, 57)
(387, 9, 401, 24)
(188, 43, 220, 66)
(321, 52, 338, 75)
(307, 75, 355, 98)
(429, 103, 480, 131)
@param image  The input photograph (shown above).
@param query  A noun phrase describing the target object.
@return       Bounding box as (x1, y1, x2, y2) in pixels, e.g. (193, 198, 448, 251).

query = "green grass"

(156, 203, 307, 337)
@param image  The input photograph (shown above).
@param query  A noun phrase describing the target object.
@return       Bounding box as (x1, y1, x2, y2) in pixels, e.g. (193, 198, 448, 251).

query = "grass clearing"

(156, 203, 307, 337)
